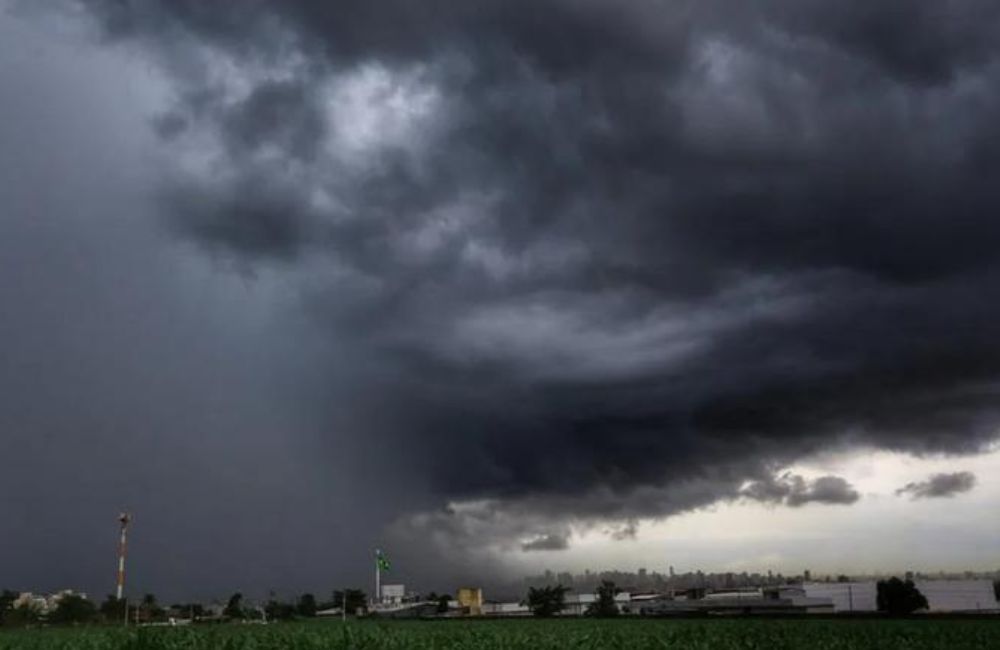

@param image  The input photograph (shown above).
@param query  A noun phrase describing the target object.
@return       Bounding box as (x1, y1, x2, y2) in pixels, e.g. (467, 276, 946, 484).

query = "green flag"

(376, 549, 391, 572)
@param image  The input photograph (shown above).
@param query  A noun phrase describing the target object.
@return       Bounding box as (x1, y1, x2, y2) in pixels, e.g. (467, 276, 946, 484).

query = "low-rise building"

(799, 579, 998, 614)
(561, 592, 632, 616)
(480, 601, 531, 617)
(802, 582, 878, 613)
(379, 584, 405, 605)
(914, 580, 999, 613)
(456, 587, 483, 615)
(637, 587, 834, 615)
(315, 606, 344, 617)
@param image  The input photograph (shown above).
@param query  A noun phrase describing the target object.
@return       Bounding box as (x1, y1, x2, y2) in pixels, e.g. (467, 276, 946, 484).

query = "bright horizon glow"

(510, 447, 1000, 577)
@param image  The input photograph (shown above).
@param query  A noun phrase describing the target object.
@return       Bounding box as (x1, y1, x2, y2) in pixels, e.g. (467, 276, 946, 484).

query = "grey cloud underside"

(78, 0, 1000, 536)
(521, 533, 571, 552)
(895, 471, 978, 499)
(606, 519, 639, 542)
(742, 473, 860, 507)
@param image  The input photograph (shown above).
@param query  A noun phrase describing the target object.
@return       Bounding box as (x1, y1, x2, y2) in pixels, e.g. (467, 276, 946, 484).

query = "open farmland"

(2, 619, 1000, 650)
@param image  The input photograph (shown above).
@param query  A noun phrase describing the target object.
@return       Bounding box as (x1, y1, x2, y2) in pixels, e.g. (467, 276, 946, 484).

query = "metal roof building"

(914, 580, 999, 613)
(802, 582, 878, 613)
(804, 579, 1000, 613)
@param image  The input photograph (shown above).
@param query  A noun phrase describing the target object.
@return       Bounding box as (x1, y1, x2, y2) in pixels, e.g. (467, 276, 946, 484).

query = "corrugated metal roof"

(802, 582, 878, 612)
(915, 580, 999, 612)
(804, 579, 1000, 613)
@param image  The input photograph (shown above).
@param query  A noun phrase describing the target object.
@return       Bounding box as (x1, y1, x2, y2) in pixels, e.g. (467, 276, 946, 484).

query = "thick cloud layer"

(61, 0, 1000, 557)
(896, 471, 978, 499)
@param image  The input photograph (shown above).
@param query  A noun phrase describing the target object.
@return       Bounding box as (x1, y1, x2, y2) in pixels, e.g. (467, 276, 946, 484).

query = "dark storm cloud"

(0, 7, 429, 599)
(741, 473, 860, 507)
(219, 80, 326, 161)
(895, 471, 978, 499)
(769, 0, 1000, 85)
(69, 0, 1000, 549)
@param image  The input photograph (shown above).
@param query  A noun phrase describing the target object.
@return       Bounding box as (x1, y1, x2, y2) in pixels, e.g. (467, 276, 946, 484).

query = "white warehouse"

(802, 582, 878, 613)
(914, 580, 999, 613)
(803, 580, 999, 613)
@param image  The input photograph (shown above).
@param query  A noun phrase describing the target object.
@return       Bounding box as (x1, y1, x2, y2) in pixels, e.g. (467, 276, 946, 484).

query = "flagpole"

(374, 549, 381, 606)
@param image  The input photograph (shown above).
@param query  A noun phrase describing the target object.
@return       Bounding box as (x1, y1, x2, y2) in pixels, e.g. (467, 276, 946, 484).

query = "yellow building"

(456, 587, 483, 616)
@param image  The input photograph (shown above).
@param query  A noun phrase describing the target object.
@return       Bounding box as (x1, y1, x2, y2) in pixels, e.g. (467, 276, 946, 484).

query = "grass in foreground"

(2, 618, 1000, 650)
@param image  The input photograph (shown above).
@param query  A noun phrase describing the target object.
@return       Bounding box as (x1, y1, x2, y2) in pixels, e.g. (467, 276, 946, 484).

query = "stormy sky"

(2, 1, 1000, 600)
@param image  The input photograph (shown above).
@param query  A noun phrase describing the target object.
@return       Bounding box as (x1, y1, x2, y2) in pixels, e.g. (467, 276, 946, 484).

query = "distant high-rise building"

(804, 570, 811, 582)
(669, 565, 675, 578)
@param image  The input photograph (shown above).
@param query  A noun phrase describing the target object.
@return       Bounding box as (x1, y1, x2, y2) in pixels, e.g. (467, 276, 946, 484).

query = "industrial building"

(561, 592, 632, 616)
(476, 580, 999, 617)
(368, 583, 432, 617)
(456, 587, 483, 616)
(379, 584, 405, 605)
(914, 580, 999, 613)
(480, 601, 530, 617)
(803, 580, 999, 614)
(274, 578, 1000, 619)
(802, 582, 878, 613)
(636, 587, 834, 615)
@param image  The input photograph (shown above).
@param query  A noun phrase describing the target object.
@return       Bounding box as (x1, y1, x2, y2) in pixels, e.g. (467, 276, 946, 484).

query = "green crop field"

(2, 618, 1000, 650)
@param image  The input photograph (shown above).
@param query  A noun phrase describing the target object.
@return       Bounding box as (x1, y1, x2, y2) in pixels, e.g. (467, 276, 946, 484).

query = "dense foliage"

(584, 581, 620, 618)
(1, 619, 1000, 649)
(295, 594, 317, 618)
(223, 594, 245, 620)
(877, 578, 929, 616)
(47, 595, 97, 625)
(325, 590, 367, 616)
(99, 596, 126, 623)
(0, 592, 17, 626)
(525, 585, 569, 617)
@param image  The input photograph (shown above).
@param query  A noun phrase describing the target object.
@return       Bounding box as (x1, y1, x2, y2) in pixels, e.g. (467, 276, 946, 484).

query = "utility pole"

(116, 512, 131, 625)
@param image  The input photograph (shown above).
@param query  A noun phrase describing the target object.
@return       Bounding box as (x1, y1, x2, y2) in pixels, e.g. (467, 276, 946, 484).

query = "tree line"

(0, 588, 370, 627)
(524, 581, 621, 617)
(0, 591, 99, 627)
